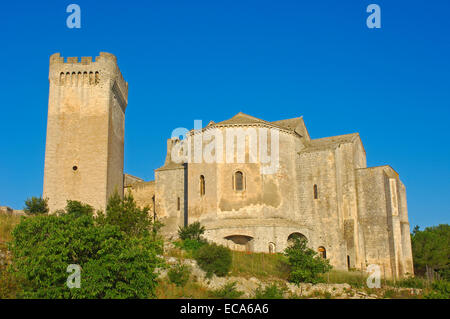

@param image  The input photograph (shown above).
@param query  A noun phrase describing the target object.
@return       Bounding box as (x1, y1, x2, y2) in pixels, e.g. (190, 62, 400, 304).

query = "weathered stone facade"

(126, 112, 414, 278)
(43, 53, 413, 279)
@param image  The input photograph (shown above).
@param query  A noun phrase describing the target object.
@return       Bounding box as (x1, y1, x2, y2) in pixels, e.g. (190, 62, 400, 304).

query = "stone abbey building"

(43, 53, 414, 279)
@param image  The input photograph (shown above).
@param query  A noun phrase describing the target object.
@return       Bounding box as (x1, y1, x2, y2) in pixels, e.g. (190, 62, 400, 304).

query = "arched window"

(234, 171, 244, 191)
(318, 246, 326, 259)
(268, 242, 276, 254)
(199, 175, 205, 196)
(313, 184, 318, 199)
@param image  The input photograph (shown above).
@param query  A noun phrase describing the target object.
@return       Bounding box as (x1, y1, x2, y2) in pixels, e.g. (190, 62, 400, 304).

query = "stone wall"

(0, 206, 25, 216)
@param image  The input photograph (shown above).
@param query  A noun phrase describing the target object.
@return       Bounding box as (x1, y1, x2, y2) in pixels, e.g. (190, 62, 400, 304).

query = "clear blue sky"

(0, 1, 448, 229)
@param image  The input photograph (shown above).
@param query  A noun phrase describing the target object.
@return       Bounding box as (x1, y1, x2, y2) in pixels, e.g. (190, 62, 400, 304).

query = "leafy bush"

(9, 199, 163, 298)
(211, 281, 244, 299)
(178, 222, 205, 241)
(254, 283, 286, 299)
(23, 196, 49, 215)
(424, 280, 450, 299)
(194, 242, 232, 277)
(168, 263, 191, 287)
(175, 238, 207, 253)
(284, 237, 332, 284)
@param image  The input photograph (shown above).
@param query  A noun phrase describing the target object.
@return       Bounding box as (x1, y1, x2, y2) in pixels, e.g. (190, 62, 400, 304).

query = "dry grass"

(230, 251, 290, 280)
(321, 269, 369, 287)
(0, 213, 24, 299)
(0, 214, 22, 244)
(155, 279, 213, 299)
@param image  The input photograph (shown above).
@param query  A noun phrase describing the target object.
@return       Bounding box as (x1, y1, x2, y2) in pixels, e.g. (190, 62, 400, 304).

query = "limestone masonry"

(43, 52, 414, 279)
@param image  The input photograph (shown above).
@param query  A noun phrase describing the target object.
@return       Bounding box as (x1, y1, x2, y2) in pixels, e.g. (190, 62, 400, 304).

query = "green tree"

(284, 237, 332, 284)
(411, 224, 449, 280)
(9, 200, 163, 298)
(97, 191, 157, 238)
(178, 221, 205, 241)
(23, 196, 49, 215)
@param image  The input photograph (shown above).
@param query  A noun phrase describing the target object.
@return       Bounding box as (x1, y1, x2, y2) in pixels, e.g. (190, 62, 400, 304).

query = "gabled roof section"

(209, 112, 306, 137)
(302, 133, 364, 153)
(215, 112, 272, 126)
(271, 117, 310, 141)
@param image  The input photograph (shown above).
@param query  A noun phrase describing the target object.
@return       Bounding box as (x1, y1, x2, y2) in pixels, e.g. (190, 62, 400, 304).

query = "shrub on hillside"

(194, 242, 232, 277)
(284, 237, 332, 284)
(175, 238, 207, 254)
(9, 198, 163, 298)
(211, 281, 244, 299)
(424, 280, 450, 299)
(178, 222, 205, 241)
(168, 263, 191, 287)
(23, 196, 49, 215)
(254, 283, 286, 299)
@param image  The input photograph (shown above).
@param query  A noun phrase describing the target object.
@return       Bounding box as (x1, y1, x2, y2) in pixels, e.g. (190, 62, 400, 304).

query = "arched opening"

(287, 232, 307, 246)
(318, 246, 326, 259)
(313, 184, 318, 199)
(225, 235, 253, 252)
(234, 171, 244, 191)
(268, 242, 276, 254)
(199, 175, 205, 196)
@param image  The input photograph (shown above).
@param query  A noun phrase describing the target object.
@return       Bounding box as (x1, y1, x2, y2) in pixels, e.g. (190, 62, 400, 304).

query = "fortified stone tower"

(43, 52, 128, 212)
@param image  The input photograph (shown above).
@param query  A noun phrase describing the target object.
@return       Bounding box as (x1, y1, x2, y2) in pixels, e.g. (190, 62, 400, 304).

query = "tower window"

(313, 184, 318, 199)
(234, 171, 244, 191)
(152, 195, 156, 220)
(72, 166, 78, 171)
(177, 197, 180, 211)
(200, 175, 205, 196)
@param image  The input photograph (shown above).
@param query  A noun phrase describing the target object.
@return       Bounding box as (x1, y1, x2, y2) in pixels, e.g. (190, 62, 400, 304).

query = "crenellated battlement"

(49, 52, 128, 102)
(50, 52, 117, 65)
